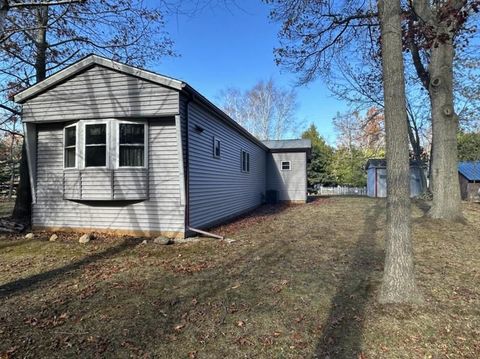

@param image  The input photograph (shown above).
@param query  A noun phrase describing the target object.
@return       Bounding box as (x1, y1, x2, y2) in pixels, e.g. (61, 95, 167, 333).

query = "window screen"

(119, 123, 145, 167)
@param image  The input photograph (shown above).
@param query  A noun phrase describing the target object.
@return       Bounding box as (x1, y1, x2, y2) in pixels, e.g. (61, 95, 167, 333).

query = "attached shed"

(14, 55, 311, 238)
(458, 161, 480, 201)
(263, 139, 312, 203)
(366, 159, 426, 198)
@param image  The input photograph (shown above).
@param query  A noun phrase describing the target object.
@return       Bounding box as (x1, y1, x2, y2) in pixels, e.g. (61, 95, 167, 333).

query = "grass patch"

(0, 197, 479, 358)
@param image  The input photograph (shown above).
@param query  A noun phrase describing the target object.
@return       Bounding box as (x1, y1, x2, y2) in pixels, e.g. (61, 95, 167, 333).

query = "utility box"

(266, 190, 279, 204)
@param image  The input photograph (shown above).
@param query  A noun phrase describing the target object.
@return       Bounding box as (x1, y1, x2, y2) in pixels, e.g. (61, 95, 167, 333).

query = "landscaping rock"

(24, 233, 34, 240)
(141, 240, 148, 245)
(79, 233, 93, 244)
(153, 236, 173, 245)
(49, 234, 58, 242)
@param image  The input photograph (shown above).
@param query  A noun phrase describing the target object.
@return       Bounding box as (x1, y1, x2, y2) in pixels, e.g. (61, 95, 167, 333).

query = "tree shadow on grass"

(0, 238, 140, 300)
(314, 203, 384, 358)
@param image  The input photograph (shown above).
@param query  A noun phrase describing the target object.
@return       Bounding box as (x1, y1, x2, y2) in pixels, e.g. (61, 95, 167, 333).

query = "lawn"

(0, 197, 479, 358)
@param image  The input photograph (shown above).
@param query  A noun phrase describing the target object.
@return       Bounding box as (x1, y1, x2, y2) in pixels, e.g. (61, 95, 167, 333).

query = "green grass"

(0, 197, 479, 358)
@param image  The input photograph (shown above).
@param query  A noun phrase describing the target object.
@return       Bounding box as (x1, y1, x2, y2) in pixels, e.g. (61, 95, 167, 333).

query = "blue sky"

(152, 0, 348, 144)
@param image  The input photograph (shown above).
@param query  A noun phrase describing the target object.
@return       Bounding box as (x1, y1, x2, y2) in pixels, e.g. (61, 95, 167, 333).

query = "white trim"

(14, 54, 183, 103)
(116, 120, 148, 169)
(24, 123, 37, 204)
(175, 115, 186, 206)
(281, 161, 291, 171)
(63, 123, 78, 169)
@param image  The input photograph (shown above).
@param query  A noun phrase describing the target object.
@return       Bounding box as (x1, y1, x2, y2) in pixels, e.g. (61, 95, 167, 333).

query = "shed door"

(377, 169, 387, 197)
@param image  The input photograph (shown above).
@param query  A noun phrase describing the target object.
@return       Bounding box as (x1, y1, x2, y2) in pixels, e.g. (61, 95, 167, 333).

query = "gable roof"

(14, 54, 183, 103)
(13, 54, 270, 151)
(458, 161, 480, 181)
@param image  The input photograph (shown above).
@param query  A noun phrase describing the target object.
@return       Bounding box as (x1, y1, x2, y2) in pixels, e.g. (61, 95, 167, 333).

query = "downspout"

(184, 94, 224, 240)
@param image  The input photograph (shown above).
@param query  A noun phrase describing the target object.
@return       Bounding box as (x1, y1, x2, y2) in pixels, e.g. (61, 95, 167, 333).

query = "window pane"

(282, 161, 290, 170)
(120, 124, 144, 144)
(120, 146, 144, 167)
(65, 127, 76, 147)
(214, 138, 221, 157)
(65, 148, 76, 167)
(86, 124, 106, 145)
(246, 153, 250, 172)
(85, 146, 106, 167)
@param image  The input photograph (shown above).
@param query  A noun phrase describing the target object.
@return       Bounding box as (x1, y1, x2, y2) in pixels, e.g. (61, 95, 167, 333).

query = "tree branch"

(9, 0, 84, 9)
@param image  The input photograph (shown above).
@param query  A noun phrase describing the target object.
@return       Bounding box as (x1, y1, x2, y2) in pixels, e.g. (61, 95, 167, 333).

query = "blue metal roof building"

(458, 161, 480, 201)
(458, 161, 480, 182)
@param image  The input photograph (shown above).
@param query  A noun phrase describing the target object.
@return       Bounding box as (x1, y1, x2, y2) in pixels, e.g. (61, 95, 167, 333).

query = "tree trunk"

(12, 141, 32, 221)
(427, 39, 462, 220)
(0, 0, 8, 38)
(378, 0, 422, 304)
(8, 133, 15, 199)
(12, 6, 49, 222)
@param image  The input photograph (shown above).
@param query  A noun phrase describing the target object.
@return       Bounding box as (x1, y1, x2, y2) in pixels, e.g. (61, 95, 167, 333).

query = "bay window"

(85, 124, 107, 167)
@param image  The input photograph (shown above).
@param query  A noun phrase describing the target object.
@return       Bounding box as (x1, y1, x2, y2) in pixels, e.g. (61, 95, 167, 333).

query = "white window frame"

(84, 121, 109, 169)
(116, 120, 148, 169)
(241, 149, 250, 173)
(63, 123, 78, 169)
(213, 136, 221, 158)
(281, 161, 291, 171)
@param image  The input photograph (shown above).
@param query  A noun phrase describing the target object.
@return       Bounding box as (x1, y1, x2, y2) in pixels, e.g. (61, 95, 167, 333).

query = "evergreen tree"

(301, 124, 335, 186)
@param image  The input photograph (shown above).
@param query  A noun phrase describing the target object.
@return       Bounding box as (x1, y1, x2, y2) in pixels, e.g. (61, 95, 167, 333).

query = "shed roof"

(262, 139, 311, 150)
(365, 158, 425, 170)
(458, 161, 480, 181)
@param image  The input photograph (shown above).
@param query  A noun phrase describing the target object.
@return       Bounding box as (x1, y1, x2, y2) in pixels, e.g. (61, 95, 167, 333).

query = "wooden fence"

(316, 186, 367, 196)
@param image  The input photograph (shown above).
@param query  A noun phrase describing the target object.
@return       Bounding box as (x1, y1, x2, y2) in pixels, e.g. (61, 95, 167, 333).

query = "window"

(241, 150, 250, 173)
(213, 137, 221, 158)
(119, 123, 145, 167)
(85, 124, 107, 167)
(64, 125, 76, 168)
(281, 161, 291, 170)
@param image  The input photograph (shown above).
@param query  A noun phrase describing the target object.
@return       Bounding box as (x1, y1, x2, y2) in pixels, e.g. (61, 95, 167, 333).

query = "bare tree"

(217, 78, 298, 140)
(378, 0, 422, 304)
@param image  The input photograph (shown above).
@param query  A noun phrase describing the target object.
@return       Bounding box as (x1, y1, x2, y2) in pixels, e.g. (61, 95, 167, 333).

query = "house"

(458, 161, 480, 201)
(13, 55, 311, 238)
(366, 159, 426, 198)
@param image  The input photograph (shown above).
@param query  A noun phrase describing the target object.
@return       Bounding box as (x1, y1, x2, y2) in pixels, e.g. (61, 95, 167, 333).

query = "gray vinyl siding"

(187, 101, 267, 229)
(63, 168, 149, 201)
(22, 65, 179, 123)
(366, 166, 424, 198)
(267, 152, 307, 202)
(33, 119, 185, 235)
